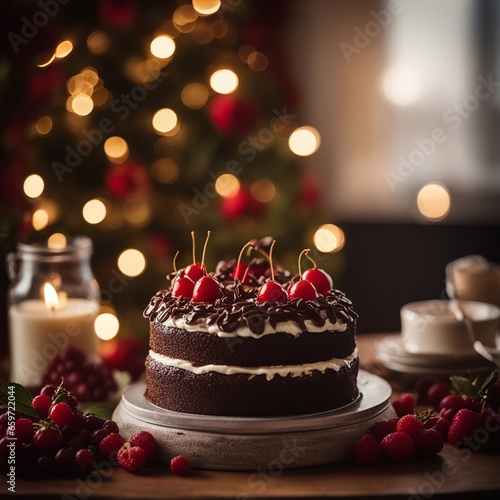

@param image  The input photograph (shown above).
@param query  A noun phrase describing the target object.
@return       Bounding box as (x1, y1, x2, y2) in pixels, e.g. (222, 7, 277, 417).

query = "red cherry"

(288, 280, 318, 301)
(192, 276, 221, 303)
(257, 281, 287, 304)
(172, 276, 195, 298)
(302, 268, 333, 296)
(184, 264, 205, 282)
(233, 262, 249, 282)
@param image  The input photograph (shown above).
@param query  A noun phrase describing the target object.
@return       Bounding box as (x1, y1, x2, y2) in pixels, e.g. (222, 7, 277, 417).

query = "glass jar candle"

(7, 236, 100, 388)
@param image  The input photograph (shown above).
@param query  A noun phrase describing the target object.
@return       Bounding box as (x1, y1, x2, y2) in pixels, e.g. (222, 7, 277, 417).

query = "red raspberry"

(414, 428, 444, 457)
(352, 433, 381, 465)
(425, 416, 451, 442)
(170, 455, 191, 476)
(380, 432, 415, 461)
(99, 433, 126, 460)
(129, 430, 157, 464)
(449, 409, 486, 447)
(32, 394, 52, 418)
(396, 415, 423, 437)
(369, 418, 399, 443)
(117, 444, 146, 473)
(50, 402, 73, 427)
(427, 382, 450, 407)
(14, 418, 34, 443)
(392, 393, 414, 418)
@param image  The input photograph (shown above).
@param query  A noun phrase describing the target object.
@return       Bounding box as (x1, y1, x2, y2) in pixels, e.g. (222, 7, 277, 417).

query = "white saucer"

(376, 335, 494, 375)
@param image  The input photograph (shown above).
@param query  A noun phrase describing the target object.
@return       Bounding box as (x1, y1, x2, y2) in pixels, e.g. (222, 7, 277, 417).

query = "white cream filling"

(162, 316, 347, 338)
(148, 348, 358, 381)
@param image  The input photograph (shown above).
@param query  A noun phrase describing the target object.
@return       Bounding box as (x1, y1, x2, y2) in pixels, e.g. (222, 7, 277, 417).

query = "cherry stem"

(297, 248, 311, 278)
(269, 240, 276, 282)
(172, 250, 180, 276)
(235, 241, 254, 282)
(200, 230, 211, 273)
(304, 250, 317, 269)
(191, 231, 196, 265)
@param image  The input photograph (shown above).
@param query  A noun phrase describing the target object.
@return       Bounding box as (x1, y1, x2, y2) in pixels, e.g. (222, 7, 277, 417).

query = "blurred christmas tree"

(1, 0, 332, 355)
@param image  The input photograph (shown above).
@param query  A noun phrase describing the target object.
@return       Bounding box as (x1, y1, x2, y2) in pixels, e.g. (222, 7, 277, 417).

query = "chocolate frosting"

(144, 261, 358, 335)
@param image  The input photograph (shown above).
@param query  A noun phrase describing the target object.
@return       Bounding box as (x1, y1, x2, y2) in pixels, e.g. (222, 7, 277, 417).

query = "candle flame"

(43, 282, 59, 312)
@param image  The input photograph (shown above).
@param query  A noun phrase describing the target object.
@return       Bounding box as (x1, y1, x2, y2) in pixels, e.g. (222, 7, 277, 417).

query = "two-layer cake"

(144, 252, 359, 416)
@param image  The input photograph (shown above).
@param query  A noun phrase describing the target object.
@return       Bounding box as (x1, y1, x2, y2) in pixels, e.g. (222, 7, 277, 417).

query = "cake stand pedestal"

(112, 370, 395, 470)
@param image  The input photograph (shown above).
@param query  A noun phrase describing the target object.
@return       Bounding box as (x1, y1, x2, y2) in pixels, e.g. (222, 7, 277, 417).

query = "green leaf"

(450, 376, 477, 397)
(1, 382, 33, 407)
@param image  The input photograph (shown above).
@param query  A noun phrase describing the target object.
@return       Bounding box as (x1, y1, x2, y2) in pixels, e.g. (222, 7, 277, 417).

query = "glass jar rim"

(16, 236, 93, 262)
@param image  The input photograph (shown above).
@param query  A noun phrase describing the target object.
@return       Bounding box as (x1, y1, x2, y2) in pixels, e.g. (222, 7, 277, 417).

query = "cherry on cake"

(143, 238, 359, 417)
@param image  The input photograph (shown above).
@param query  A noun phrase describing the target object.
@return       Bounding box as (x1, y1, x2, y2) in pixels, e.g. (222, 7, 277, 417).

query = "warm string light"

(288, 126, 321, 156)
(94, 313, 119, 340)
(181, 83, 209, 109)
(117, 249, 147, 277)
(23, 174, 44, 198)
(417, 182, 451, 221)
(82, 199, 107, 224)
(151, 159, 179, 184)
(150, 35, 176, 59)
(210, 68, 239, 94)
(313, 224, 346, 253)
(192, 0, 221, 16)
(35, 116, 53, 135)
(152, 108, 178, 134)
(32, 209, 49, 231)
(104, 136, 129, 163)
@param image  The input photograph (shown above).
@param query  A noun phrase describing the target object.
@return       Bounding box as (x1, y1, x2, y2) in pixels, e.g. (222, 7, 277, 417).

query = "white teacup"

(401, 300, 500, 354)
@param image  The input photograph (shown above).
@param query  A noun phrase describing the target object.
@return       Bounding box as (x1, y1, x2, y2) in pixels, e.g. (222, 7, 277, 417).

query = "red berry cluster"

(41, 346, 117, 402)
(0, 383, 125, 478)
(353, 393, 446, 465)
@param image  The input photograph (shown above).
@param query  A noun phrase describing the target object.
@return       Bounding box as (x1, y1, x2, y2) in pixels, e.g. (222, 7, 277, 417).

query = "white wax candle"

(9, 299, 99, 387)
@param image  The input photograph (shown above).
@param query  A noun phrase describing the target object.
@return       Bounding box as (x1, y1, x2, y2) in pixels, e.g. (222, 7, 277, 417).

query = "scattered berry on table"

(117, 444, 146, 473)
(396, 415, 423, 437)
(129, 430, 158, 464)
(380, 431, 415, 461)
(414, 428, 444, 457)
(99, 433, 126, 460)
(392, 393, 414, 417)
(427, 382, 451, 407)
(352, 433, 381, 465)
(448, 409, 486, 447)
(170, 455, 191, 476)
(368, 418, 399, 443)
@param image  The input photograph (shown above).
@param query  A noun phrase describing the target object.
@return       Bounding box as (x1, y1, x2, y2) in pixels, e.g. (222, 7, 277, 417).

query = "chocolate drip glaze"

(144, 264, 358, 335)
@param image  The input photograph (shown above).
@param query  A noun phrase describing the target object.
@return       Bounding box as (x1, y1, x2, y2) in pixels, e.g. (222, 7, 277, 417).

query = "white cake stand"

(112, 370, 395, 470)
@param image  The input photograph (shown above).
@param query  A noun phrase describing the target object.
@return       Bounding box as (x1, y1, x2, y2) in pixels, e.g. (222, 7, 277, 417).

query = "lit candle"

(8, 282, 99, 388)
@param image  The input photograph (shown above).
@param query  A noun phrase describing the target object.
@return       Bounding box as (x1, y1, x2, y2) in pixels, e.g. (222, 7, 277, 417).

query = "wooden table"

(8, 333, 500, 499)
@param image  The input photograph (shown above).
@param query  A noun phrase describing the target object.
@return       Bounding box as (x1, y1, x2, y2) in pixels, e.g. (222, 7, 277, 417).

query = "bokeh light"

(150, 35, 176, 59)
(417, 182, 451, 221)
(152, 108, 178, 134)
(251, 179, 276, 203)
(215, 174, 240, 198)
(117, 249, 147, 277)
(23, 174, 45, 198)
(247, 52, 268, 72)
(70, 93, 94, 116)
(210, 68, 239, 94)
(382, 67, 421, 106)
(288, 126, 321, 157)
(47, 233, 67, 249)
(181, 83, 209, 109)
(82, 199, 107, 224)
(192, 0, 221, 16)
(32, 209, 49, 231)
(55, 40, 73, 59)
(104, 136, 129, 163)
(313, 224, 346, 253)
(35, 116, 53, 135)
(94, 313, 119, 341)
(87, 31, 110, 54)
(151, 158, 180, 184)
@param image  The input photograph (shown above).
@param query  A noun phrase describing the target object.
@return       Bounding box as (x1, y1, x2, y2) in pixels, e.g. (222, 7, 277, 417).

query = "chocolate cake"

(144, 254, 359, 417)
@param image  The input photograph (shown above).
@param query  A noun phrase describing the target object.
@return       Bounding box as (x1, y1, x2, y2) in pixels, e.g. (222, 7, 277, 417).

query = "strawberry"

(396, 415, 423, 437)
(449, 409, 486, 447)
(380, 432, 415, 461)
(352, 433, 381, 465)
(414, 428, 444, 457)
(392, 393, 414, 418)
(117, 444, 146, 473)
(129, 431, 157, 464)
(369, 418, 399, 443)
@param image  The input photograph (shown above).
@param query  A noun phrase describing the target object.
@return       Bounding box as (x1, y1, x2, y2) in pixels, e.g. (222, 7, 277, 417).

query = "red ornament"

(219, 186, 266, 220)
(99, 0, 136, 29)
(299, 174, 321, 208)
(209, 95, 260, 135)
(105, 161, 148, 200)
